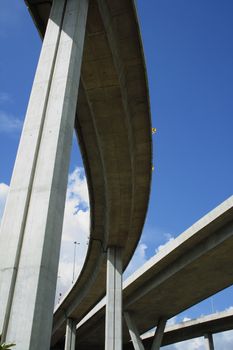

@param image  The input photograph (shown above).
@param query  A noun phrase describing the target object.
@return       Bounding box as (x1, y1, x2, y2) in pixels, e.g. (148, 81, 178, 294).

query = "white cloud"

(163, 337, 205, 350)
(62, 167, 89, 242)
(163, 330, 233, 350)
(164, 307, 233, 349)
(155, 233, 175, 254)
(214, 330, 233, 349)
(123, 231, 176, 280)
(167, 316, 178, 326)
(0, 168, 90, 304)
(0, 182, 9, 222)
(124, 242, 148, 279)
(175, 338, 205, 350)
(57, 259, 74, 290)
(0, 111, 22, 133)
(56, 167, 90, 303)
(224, 305, 233, 312)
(182, 316, 191, 322)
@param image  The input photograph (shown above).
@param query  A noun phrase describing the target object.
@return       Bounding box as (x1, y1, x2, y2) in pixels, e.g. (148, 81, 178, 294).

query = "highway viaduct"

(0, 1, 152, 349)
(52, 196, 233, 350)
(139, 309, 233, 349)
(1, 1, 233, 350)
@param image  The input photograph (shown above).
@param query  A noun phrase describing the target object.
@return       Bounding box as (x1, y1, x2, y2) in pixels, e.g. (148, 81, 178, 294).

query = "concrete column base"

(204, 333, 215, 350)
(124, 312, 145, 350)
(151, 318, 167, 350)
(64, 318, 76, 350)
(105, 247, 122, 350)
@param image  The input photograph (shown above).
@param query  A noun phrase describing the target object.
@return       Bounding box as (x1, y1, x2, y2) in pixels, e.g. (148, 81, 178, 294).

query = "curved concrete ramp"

(24, 0, 152, 347)
(73, 197, 233, 349)
(139, 309, 233, 349)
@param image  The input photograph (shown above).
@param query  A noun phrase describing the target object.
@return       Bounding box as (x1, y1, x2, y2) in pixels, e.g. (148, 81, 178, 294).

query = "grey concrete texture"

(105, 247, 123, 350)
(75, 308, 233, 350)
(151, 318, 167, 350)
(22, 0, 152, 348)
(73, 196, 233, 349)
(0, 0, 88, 348)
(64, 319, 76, 350)
(204, 334, 214, 350)
(166, 312, 232, 344)
(140, 309, 233, 348)
(124, 312, 145, 350)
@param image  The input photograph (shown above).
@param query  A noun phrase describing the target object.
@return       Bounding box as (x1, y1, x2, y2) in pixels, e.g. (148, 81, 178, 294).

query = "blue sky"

(0, 1, 233, 348)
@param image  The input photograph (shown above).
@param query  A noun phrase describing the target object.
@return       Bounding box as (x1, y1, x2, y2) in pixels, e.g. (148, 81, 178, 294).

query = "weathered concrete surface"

(76, 308, 233, 349)
(73, 197, 233, 349)
(124, 312, 145, 350)
(151, 318, 167, 350)
(64, 319, 76, 350)
(140, 309, 233, 348)
(23, 0, 152, 348)
(204, 333, 214, 350)
(105, 247, 122, 350)
(0, 0, 88, 349)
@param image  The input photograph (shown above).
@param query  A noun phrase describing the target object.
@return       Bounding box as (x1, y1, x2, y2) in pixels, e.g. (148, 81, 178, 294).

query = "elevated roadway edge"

(73, 196, 233, 349)
(139, 309, 233, 348)
(24, 0, 152, 348)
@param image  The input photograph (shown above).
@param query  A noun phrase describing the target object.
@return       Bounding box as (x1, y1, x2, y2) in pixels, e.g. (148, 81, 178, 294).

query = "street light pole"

(72, 241, 79, 284)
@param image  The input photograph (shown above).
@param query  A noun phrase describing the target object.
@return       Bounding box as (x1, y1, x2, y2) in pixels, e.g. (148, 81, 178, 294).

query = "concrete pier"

(151, 318, 167, 350)
(124, 312, 144, 350)
(64, 319, 76, 350)
(105, 247, 123, 350)
(204, 334, 214, 350)
(0, 0, 88, 348)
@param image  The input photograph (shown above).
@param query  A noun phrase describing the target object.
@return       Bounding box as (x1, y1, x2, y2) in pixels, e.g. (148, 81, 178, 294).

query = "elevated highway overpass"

(139, 309, 233, 349)
(2, 1, 231, 349)
(0, 1, 152, 349)
(54, 196, 233, 349)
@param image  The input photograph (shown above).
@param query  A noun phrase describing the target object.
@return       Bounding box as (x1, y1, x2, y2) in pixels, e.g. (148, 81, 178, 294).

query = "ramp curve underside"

(25, 0, 152, 347)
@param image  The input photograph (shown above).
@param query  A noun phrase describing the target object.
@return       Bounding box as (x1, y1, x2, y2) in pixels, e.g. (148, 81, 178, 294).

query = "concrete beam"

(105, 247, 122, 350)
(0, 0, 66, 340)
(27, 1, 152, 345)
(64, 319, 76, 350)
(124, 312, 145, 350)
(70, 198, 233, 349)
(0, 0, 88, 348)
(151, 318, 167, 350)
(204, 334, 214, 350)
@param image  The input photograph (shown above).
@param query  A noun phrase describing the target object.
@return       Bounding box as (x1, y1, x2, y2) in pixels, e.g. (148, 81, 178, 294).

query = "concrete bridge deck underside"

(24, 0, 152, 348)
(67, 197, 233, 349)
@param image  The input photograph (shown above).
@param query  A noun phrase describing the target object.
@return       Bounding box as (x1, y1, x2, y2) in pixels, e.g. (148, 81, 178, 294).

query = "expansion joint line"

(1, 0, 68, 342)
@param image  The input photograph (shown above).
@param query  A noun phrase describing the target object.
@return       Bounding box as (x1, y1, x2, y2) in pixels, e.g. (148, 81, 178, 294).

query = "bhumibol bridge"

(0, 2, 233, 350)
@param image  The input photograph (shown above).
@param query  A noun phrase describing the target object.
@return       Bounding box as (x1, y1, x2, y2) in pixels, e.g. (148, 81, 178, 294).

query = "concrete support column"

(64, 318, 76, 350)
(0, 0, 89, 349)
(105, 247, 123, 350)
(151, 318, 167, 350)
(204, 333, 215, 350)
(124, 312, 145, 350)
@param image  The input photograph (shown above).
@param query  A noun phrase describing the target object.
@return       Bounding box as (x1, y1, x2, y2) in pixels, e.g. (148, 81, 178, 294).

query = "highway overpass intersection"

(0, 1, 232, 350)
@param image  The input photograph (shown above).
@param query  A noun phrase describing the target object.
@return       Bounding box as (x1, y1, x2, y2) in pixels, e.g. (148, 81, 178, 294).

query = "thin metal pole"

(72, 241, 79, 283)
